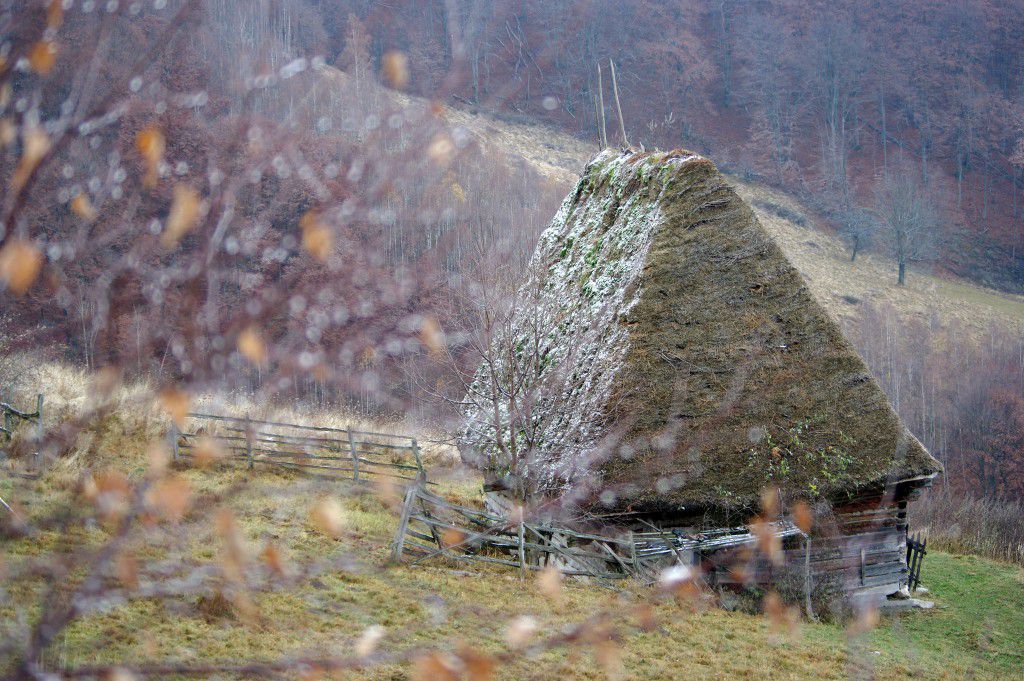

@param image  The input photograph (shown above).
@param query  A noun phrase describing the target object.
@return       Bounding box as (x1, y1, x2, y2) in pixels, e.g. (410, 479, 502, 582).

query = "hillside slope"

(439, 102, 1024, 335)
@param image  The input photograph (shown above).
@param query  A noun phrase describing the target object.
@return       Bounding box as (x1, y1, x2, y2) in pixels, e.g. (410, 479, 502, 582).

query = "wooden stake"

(597, 63, 608, 148)
(245, 413, 254, 471)
(609, 59, 628, 147)
(347, 429, 360, 481)
(411, 438, 424, 481)
(167, 421, 180, 462)
(391, 486, 418, 563)
(35, 393, 43, 440)
(804, 534, 815, 619)
(518, 520, 527, 580)
(34, 393, 44, 470)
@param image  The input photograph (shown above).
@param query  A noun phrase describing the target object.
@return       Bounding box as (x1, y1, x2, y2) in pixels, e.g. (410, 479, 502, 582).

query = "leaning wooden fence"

(390, 484, 808, 594)
(168, 412, 425, 484)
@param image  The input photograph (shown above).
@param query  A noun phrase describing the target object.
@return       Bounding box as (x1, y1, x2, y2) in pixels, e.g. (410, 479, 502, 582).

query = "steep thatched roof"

(461, 149, 941, 512)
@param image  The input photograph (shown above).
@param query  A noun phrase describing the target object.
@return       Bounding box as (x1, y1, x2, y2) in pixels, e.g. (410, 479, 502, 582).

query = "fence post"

(245, 413, 254, 471)
(390, 485, 418, 563)
(804, 534, 814, 619)
(411, 439, 424, 480)
(35, 393, 43, 440)
(518, 519, 527, 580)
(347, 429, 360, 482)
(33, 393, 43, 471)
(167, 421, 180, 463)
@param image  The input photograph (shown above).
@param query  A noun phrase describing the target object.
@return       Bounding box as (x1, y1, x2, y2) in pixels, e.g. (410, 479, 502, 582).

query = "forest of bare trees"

(298, 0, 1024, 293)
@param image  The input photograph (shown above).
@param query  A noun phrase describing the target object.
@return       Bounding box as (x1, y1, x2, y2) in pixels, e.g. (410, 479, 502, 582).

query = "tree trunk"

(851, 236, 859, 262)
(898, 260, 906, 285)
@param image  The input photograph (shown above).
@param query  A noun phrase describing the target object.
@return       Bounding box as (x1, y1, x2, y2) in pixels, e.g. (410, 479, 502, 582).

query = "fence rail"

(1, 393, 44, 442)
(168, 412, 425, 484)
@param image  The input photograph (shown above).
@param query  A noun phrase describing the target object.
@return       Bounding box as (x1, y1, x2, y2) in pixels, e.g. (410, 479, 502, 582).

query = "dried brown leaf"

(752, 517, 784, 566)
(158, 388, 190, 427)
(28, 41, 57, 75)
(71, 193, 97, 221)
(309, 497, 346, 538)
(537, 565, 563, 604)
(381, 51, 410, 89)
(12, 126, 50, 191)
(373, 476, 400, 510)
(146, 443, 170, 478)
(0, 118, 15, 147)
(633, 603, 658, 632)
(760, 486, 780, 517)
(260, 541, 287, 576)
(441, 527, 466, 549)
(84, 470, 131, 522)
(595, 638, 624, 681)
(162, 184, 201, 248)
(47, 0, 64, 28)
(427, 134, 454, 165)
(193, 436, 228, 468)
(237, 326, 267, 365)
(216, 509, 247, 583)
(504, 615, 537, 649)
(91, 365, 122, 397)
(792, 500, 813, 534)
(300, 210, 332, 261)
(411, 652, 460, 681)
(106, 668, 137, 681)
(419, 316, 445, 357)
(355, 624, 385, 657)
(764, 590, 800, 636)
(0, 239, 43, 296)
(116, 552, 139, 589)
(136, 126, 165, 188)
(458, 645, 496, 681)
(146, 474, 192, 522)
(847, 604, 880, 636)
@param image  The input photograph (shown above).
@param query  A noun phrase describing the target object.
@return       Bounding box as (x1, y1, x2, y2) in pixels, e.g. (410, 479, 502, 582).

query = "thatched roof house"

(460, 149, 942, 597)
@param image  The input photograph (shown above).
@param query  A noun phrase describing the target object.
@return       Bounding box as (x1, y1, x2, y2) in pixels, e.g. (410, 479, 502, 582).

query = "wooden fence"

(168, 412, 425, 484)
(391, 484, 808, 593)
(906, 532, 927, 592)
(0, 393, 43, 443)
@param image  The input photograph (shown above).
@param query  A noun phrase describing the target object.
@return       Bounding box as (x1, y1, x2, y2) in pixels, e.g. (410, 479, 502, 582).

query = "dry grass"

(912, 491, 1024, 565)
(1, 359, 456, 479)
(732, 181, 1024, 335)
(4, 410, 1023, 679)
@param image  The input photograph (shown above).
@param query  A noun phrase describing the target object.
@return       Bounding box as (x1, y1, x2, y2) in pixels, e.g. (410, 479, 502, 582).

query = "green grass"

(4, 457, 1023, 680)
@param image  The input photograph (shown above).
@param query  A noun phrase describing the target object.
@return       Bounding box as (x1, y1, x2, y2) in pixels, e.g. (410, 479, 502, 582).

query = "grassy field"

(4, 422, 1023, 680)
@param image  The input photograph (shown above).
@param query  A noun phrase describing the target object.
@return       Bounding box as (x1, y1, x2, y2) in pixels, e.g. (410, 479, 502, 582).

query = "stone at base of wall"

(881, 597, 935, 610)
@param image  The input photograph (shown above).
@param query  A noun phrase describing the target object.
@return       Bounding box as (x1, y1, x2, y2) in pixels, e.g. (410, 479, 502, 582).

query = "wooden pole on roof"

(609, 59, 628, 147)
(596, 63, 608, 148)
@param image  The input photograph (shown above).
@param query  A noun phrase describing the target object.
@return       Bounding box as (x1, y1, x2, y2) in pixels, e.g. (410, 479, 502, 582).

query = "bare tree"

(837, 206, 876, 263)
(424, 254, 608, 503)
(871, 167, 940, 285)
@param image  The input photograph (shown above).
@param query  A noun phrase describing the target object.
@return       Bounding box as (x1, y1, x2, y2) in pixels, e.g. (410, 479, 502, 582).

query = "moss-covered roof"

(461, 149, 941, 512)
